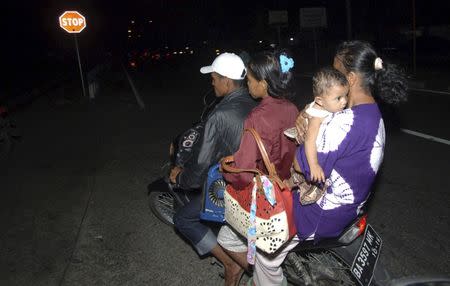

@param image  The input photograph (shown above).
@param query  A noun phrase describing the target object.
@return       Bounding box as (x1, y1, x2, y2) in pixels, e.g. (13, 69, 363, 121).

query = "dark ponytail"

(374, 62, 407, 105)
(336, 41, 407, 105)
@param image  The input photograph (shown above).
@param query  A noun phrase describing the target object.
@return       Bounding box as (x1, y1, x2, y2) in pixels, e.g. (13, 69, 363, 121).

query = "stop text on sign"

(59, 11, 87, 33)
(62, 18, 84, 26)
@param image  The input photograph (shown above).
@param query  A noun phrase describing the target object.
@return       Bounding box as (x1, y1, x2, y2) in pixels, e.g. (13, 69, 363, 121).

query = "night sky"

(7, 0, 450, 51)
(3, 0, 450, 90)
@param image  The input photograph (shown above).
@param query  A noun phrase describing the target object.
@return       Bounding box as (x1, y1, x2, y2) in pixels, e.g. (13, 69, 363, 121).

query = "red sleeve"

(222, 116, 260, 189)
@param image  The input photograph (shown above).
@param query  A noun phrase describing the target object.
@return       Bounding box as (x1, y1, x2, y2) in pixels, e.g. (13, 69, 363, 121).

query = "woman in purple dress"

(293, 40, 408, 241)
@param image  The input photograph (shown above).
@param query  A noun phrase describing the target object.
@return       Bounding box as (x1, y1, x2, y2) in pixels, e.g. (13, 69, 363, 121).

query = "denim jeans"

(173, 191, 217, 256)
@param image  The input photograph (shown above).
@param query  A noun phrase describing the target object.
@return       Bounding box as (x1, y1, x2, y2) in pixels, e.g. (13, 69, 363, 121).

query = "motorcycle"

(147, 118, 389, 286)
(0, 105, 20, 160)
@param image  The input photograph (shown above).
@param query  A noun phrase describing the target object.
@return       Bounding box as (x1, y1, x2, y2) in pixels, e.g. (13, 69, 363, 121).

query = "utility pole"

(346, 0, 352, 40)
(412, 0, 417, 74)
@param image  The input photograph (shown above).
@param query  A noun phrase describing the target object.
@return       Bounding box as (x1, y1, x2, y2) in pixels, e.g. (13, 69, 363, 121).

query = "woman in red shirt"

(218, 50, 299, 286)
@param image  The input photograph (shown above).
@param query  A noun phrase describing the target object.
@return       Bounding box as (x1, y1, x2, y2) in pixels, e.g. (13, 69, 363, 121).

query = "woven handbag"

(221, 128, 296, 256)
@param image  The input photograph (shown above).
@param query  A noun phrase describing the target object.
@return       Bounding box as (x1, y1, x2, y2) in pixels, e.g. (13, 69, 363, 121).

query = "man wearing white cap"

(170, 53, 257, 283)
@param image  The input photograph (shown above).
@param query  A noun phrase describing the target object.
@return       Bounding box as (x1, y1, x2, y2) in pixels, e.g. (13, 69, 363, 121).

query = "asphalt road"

(0, 61, 449, 286)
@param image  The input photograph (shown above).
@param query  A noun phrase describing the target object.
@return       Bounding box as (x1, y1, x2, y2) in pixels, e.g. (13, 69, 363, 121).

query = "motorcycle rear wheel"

(148, 191, 176, 226)
(284, 250, 360, 286)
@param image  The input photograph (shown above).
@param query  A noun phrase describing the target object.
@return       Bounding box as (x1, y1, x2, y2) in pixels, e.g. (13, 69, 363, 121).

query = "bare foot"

(224, 261, 244, 286)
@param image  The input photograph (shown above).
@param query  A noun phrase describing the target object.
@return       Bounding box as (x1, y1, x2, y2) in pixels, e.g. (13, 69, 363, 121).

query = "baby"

(285, 67, 349, 182)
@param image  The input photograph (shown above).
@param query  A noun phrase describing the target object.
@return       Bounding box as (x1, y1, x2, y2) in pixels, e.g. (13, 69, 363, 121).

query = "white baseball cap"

(200, 52, 247, 80)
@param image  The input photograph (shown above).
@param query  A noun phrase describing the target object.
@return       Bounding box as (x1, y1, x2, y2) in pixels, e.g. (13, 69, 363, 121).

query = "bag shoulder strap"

(244, 128, 277, 177)
(220, 155, 263, 190)
(244, 128, 286, 189)
(220, 155, 261, 175)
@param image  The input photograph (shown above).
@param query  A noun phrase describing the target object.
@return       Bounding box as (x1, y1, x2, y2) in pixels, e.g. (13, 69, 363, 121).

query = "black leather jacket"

(176, 87, 257, 189)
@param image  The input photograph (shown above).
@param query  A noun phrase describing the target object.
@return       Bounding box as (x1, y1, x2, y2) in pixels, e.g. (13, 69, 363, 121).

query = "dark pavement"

(0, 60, 449, 285)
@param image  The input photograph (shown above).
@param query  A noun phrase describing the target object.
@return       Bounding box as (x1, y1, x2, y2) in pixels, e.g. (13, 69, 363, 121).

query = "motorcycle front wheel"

(284, 250, 360, 286)
(148, 191, 177, 226)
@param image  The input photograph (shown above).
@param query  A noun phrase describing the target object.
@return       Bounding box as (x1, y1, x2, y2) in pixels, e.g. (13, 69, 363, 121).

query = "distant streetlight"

(148, 20, 153, 23)
(131, 20, 135, 24)
(128, 30, 132, 33)
(289, 37, 294, 41)
(259, 40, 263, 44)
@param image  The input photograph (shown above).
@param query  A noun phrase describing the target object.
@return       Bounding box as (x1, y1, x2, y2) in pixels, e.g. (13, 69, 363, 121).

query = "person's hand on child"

(295, 106, 312, 143)
(310, 164, 325, 183)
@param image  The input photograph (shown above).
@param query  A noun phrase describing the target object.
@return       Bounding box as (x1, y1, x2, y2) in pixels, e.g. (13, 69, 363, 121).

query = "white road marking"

(400, 129, 450, 145)
(409, 88, 450, 96)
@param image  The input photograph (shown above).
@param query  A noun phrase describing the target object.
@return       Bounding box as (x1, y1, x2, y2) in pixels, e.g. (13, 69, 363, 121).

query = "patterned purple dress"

(294, 103, 385, 240)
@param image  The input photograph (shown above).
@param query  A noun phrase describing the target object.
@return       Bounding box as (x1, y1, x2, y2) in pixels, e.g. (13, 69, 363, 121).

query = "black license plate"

(351, 224, 382, 286)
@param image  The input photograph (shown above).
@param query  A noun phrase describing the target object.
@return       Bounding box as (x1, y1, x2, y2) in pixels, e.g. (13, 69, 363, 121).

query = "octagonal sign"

(59, 11, 86, 33)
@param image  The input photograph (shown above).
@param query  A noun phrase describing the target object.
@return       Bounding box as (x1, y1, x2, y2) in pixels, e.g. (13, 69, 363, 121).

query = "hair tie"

(280, 55, 294, 73)
(374, 57, 383, 70)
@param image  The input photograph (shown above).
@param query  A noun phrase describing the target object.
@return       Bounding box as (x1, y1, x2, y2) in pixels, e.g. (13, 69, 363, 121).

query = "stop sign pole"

(59, 11, 87, 98)
(73, 34, 86, 98)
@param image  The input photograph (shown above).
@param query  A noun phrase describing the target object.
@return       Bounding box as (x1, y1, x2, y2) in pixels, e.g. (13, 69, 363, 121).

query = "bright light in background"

(173, 51, 178, 55)
(148, 20, 153, 23)
(190, 50, 194, 54)
(215, 49, 220, 53)
(131, 20, 135, 24)
(185, 46, 189, 50)
(165, 46, 169, 49)
(179, 51, 183, 54)
(289, 37, 294, 41)
(128, 30, 132, 33)
(259, 40, 263, 44)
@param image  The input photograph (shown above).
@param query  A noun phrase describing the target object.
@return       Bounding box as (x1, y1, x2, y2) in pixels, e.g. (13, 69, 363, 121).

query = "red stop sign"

(59, 11, 86, 33)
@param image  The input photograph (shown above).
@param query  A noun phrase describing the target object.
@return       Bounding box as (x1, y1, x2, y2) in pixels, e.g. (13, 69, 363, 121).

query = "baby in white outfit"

(284, 67, 349, 182)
